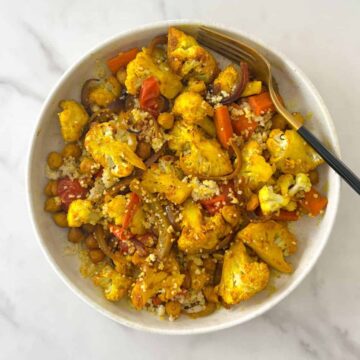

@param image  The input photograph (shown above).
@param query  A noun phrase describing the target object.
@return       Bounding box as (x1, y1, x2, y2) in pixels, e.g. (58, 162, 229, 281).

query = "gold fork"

(188, 25, 360, 195)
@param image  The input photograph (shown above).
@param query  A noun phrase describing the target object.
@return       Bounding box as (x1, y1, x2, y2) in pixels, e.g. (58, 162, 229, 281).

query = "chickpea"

(271, 114, 287, 130)
(44, 196, 62, 213)
(246, 193, 259, 211)
(157, 112, 174, 130)
(116, 68, 127, 85)
(89, 249, 105, 263)
(82, 223, 95, 233)
(136, 142, 151, 160)
(68, 228, 85, 243)
(44, 180, 58, 197)
(61, 143, 82, 159)
(165, 301, 182, 319)
(52, 212, 68, 227)
(309, 170, 319, 185)
(85, 234, 99, 249)
(47, 151, 63, 170)
(79, 157, 98, 174)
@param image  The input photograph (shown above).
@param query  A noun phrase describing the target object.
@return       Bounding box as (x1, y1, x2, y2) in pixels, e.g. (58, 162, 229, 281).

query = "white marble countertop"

(1, 0, 360, 358)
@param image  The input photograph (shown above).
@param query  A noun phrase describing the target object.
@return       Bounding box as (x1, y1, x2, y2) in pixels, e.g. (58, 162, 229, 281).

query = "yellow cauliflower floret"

(58, 100, 89, 142)
(238, 221, 297, 273)
(88, 76, 121, 108)
(258, 185, 290, 215)
(67, 199, 101, 227)
(213, 64, 238, 95)
(130, 255, 184, 310)
(92, 264, 131, 302)
(169, 121, 232, 177)
(84, 121, 145, 178)
(267, 129, 324, 174)
(178, 200, 232, 254)
(173, 91, 213, 125)
(217, 240, 270, 305)
(240, 141, 274, 190)
(167, 27, 218, 83)
(103, 194, 146, 235)
(185, 78, 207, 94)
(125, 50, 182, 99)
(141, 162, 192, 205)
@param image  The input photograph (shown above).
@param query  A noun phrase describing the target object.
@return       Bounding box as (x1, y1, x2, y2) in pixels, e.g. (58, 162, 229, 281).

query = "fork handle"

(297, 126, 360, 195)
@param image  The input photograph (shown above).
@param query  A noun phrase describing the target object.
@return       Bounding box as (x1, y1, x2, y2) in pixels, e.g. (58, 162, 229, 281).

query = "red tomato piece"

(57, 177, 87, 210)
(139, 76, 161, 118)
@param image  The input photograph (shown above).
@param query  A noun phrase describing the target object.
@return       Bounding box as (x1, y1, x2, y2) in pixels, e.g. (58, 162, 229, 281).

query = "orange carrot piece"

(107, 48, 139, 73)
(214, 105, 233, 149)
(232, 114, 258, 139)
(248, 92, 275, 115)
(122, 192, 141, 228)
(300, 187, 328, 216)
(273, 210, 299, 221)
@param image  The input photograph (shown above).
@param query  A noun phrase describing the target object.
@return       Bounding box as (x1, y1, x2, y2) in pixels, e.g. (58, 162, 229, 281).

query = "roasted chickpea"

(79, 157, 98, 174)
(44, 196, 62, 213)
(47, 151, 63, 170)
(116, 68, 127, 85)
(136, 142, 151, 160)
(82, 223, 95, 233)
(85, 234, 99, 249)
(89, 249, 105, 263)
(165, 301, 182, 319)
(271, 114, 287, 130)
(157, 112, 174, 130)
(309, 170, 319, 185)
(52, 212, 68, 227)
(61, 143, 82, 159)
(68, 228, 85, 243)
(246, 193, 259, 211)
(44, 180, 58, 197)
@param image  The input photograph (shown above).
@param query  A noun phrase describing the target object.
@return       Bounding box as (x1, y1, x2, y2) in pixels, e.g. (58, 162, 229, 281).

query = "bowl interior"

(28, 20, 340, 334)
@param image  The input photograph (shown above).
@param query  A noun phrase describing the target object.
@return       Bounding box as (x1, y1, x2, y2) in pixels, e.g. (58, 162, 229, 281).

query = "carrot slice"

(231, 114, 258, 139)
(214, 105, 233, 149)
(300, 187, 328, 216)
(248, 92, 275, 115)
(107, 48, 139, 73)
(273, 210, 299, 221)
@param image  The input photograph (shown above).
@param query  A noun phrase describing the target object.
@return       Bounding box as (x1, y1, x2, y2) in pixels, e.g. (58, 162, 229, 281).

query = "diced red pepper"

(123, 193, 141, 229)
(139, 76, 161, 118)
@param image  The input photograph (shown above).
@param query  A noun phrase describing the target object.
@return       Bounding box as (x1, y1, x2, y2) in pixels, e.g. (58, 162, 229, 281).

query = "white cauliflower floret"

(258, 185, 289, 215)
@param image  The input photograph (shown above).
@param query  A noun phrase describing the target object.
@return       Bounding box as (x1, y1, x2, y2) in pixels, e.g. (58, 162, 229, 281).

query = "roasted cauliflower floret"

(130, 255, 184, 310)
(169, 121, 232, 177)
(84, 121, 146, 178)
(185, 78, 207, 94)
(58, 100, 89, 142)
(258, 185, 290, 215)
(67, 199, 101, 227)
(238, 221, 297, 273)
(240, 141, 274, 190)
(213, 64, 238, 95)
(141, 159, 192, 204)
(178, 200, 232, 254)
(172, 91, 214, 125)
(102, 194, 146, 235)
(220, 205, 243, 227)
(267, 129, 324, 174)
(87, 76, 121, 109)
(92, 264, 131, 301)
(217, 240, 270, 305)
(125, 50, 182, 99)
(167, 27, 218, 83)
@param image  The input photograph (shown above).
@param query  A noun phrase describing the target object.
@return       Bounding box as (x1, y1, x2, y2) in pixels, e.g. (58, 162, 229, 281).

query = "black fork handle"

(297, 126, 360, 195)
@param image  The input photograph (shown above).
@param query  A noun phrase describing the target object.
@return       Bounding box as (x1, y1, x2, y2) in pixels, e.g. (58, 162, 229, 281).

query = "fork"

(190, 25, 360, 195)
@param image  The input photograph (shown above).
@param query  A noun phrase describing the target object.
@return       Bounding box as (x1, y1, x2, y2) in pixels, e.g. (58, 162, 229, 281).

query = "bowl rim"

(26, 19, 341, 335)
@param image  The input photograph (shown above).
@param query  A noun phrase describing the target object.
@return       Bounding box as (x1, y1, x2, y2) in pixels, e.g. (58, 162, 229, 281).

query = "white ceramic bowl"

(27, 20, 340, 334)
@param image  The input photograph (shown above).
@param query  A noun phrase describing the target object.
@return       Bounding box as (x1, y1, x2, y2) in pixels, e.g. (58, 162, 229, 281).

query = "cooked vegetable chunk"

(58, 100, 89, 142)
(85, 121, 145, 178)
(258, 185, 290, 215)
(87, 76, 121, 108)
(237, 221, 297, 273)
(240, 141, 274, 190)
(67, 199, 101, 227)
(125, 50, 182, 99)
(217, 240, 270, 305)
(267, 129, 324, 174)
(213, 65, 238, 95)
(167, 27, 218, 83)
(169, 121, 233, 177)
(178, 200, 232, 254)
(172, 92, 213, 125)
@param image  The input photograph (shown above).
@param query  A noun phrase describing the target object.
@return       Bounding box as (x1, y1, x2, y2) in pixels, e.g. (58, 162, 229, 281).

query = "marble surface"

(1, 0, 360, 358)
